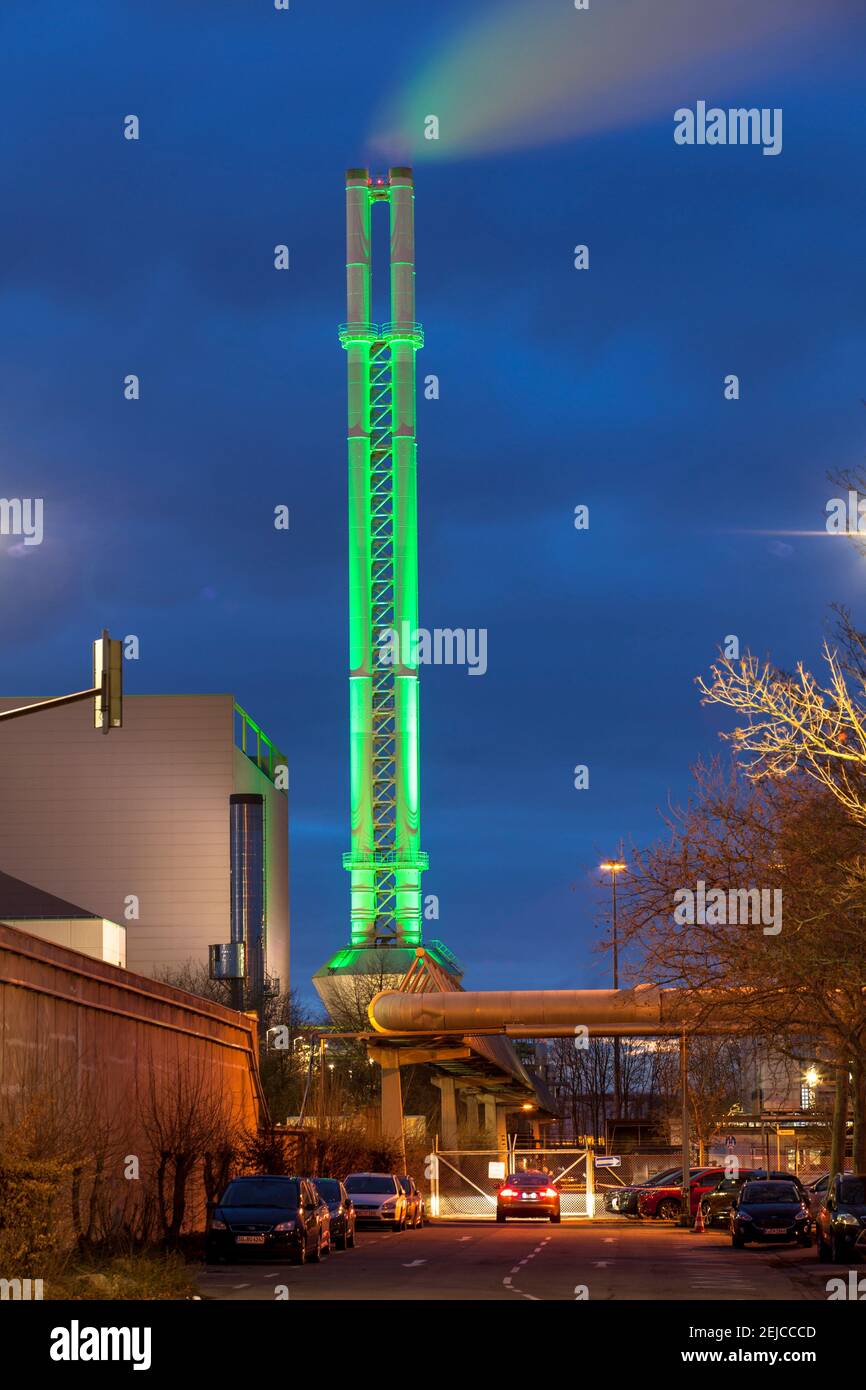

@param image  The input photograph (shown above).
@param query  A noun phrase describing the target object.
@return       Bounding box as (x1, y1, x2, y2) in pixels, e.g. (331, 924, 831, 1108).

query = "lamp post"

(600, 859, 627, 1117)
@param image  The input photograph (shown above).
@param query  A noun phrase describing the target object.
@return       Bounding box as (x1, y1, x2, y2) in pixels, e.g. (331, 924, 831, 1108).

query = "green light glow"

(343, 171, 426, 950)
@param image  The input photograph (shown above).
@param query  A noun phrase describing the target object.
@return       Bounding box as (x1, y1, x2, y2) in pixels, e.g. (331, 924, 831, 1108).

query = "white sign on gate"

(488, 1161, 506, 1180)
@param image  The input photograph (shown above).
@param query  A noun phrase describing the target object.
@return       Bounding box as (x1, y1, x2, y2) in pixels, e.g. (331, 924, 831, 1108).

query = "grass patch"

(45, 1252, 199, 1301)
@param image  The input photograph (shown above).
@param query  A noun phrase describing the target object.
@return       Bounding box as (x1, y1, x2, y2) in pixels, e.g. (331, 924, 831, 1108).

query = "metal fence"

(429, 1147, 591, 1219)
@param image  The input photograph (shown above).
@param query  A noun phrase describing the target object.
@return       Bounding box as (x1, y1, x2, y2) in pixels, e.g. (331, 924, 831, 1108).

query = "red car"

(637, 1167, 728, 1220)
(496, 1171, 561, 1223)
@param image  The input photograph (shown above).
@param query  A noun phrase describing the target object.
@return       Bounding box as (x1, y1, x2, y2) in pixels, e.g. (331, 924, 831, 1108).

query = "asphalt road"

(198, 1221, 844, 1301)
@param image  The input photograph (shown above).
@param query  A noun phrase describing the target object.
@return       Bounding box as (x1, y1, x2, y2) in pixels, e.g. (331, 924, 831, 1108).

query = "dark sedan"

(311, 1177, 356, 1250)
(701, 1172, 756, 1228)
(731, 1180, 811, 1248)
(816, 1174, 866, 1263)
(206, 1176, 330, 1264)
(700, 1169, 803, 1228)
(496, 1171, 561, 1223)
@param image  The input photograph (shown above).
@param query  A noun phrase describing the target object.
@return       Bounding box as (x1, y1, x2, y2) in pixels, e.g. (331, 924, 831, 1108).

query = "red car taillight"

(543, 1187, 558, 1198)
(499, 1187, 518, 1198)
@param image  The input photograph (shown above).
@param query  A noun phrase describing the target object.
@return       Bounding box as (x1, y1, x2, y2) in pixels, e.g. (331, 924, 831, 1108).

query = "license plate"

(521, 1193, 537, 1200)
(764, 1228, 787, 1235)
(236, 1235, 266, 1244)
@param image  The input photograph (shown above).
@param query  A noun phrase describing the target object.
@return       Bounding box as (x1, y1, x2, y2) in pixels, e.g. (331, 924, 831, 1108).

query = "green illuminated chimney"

(315, 168, 460, 1009)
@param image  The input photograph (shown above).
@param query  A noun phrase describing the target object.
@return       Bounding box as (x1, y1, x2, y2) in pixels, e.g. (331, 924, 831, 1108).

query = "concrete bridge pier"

(480, 1094, 497, 1139)
(432, 1075, 459, 1149)
(369, 1045, 406, 1169)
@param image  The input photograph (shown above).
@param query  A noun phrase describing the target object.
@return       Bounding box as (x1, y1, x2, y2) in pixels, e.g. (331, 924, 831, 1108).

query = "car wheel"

(393, 1218, 403, 1232)
(496, 1211, 506, 1224)
(732, 1233, 746, 1249)
(309, 1231, 323, 1263)
(293, 1235, 307, 1266)
(322, 1231, 331, 1257)
(550, 1212, 561, 1224)
(347, 1225, 356, 1248)
(817, 1231, 829, 1262)
(657, 1199, 680, 1220)
(831, 1233, 845, 1264)
(336, 1227, 347, 1250)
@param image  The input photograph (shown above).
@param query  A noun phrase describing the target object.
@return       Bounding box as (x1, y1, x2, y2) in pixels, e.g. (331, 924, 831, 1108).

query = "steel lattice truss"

(340, 169, 428, 948)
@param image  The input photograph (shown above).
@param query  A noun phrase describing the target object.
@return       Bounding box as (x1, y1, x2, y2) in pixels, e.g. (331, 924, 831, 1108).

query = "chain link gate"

(426, 1147, 593, 1219)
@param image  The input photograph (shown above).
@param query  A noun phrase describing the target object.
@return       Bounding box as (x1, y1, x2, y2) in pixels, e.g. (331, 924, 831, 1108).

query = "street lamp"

(600, 859, 627, 1117)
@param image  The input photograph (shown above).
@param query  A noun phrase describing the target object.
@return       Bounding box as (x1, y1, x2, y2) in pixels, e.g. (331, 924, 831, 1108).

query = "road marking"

(503, 1237, 551, 1300)
(231, 1283, 250, 1289)
(403, 1259, 427, 1268)
(593, 1261, 612, 1268)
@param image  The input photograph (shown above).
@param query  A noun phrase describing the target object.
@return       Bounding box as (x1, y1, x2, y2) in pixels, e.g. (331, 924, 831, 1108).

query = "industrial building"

(0, 693, 289, 1001)
(0, 868, 126, 967)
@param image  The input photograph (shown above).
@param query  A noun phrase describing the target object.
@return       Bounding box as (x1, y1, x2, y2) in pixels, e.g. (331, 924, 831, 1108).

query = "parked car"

(700, 1172, 757, 1228)
(750, 1169, 811, 1202)
(310, 1177, 356, 1250)
(206, 1175, 330, 1264)
(816, 1174, 866, 1263)
(397, 1175, 425, 1228)
(701, 1170, 808, 1229)
(806, 1173, 831, 1217)
(603, 1166, 682, 1215)
(638, 1168, 727, 1220)
(344, 1173, 408, 1230)
(496, 1170, 561, 1223)
(731, 1179, 811, 1248)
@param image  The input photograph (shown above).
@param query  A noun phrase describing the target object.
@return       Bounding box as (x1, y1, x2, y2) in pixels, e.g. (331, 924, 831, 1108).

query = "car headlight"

(211, 1219, 227, 1230)
(738, 1212, 753, 1222)
(380, 1198, 397, 1209)
(836, 1213, 860, 1227)
(274, 1220, 296, 1232)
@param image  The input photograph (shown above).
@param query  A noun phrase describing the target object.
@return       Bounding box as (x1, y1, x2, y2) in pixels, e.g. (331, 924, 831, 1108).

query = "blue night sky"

(2, 1, 865, 1005)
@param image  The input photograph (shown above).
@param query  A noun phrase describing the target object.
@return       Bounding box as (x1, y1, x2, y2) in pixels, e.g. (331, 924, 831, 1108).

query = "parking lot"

(198, 1220, 847, 1302)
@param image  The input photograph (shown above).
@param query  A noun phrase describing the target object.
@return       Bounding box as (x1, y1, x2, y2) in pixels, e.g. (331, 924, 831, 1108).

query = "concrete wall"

(0, 923, 266, 1232)
(0, 921, 265, 1130)
(0, 694, 289, 989)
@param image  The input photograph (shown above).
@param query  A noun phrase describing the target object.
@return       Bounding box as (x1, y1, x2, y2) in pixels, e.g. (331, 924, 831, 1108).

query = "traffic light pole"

(0, 630, 121, 731)
(0, 686, 102, 722)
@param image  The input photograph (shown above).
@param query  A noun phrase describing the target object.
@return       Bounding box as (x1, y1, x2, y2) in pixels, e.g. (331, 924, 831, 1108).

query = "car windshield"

(715, 1178, 744, 1193)
(508, 1172, 554, 1187)
(649, 1169, 703, 1187)
(345, 1175, 395, 1194)
(839, 1179, 866, 1204)
(741, 1182, 799, 1204)
(646, 1169, 680, 1185)
(312, 1179, 341, 1201)
(220, 1179, 299, 1209)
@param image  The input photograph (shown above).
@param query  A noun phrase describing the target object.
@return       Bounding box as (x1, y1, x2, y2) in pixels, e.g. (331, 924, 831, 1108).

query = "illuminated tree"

(698, 643, 866, 826)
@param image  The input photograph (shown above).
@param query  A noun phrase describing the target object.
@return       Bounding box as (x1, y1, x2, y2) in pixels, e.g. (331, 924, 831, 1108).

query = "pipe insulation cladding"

(367, 984, 763, 1037)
